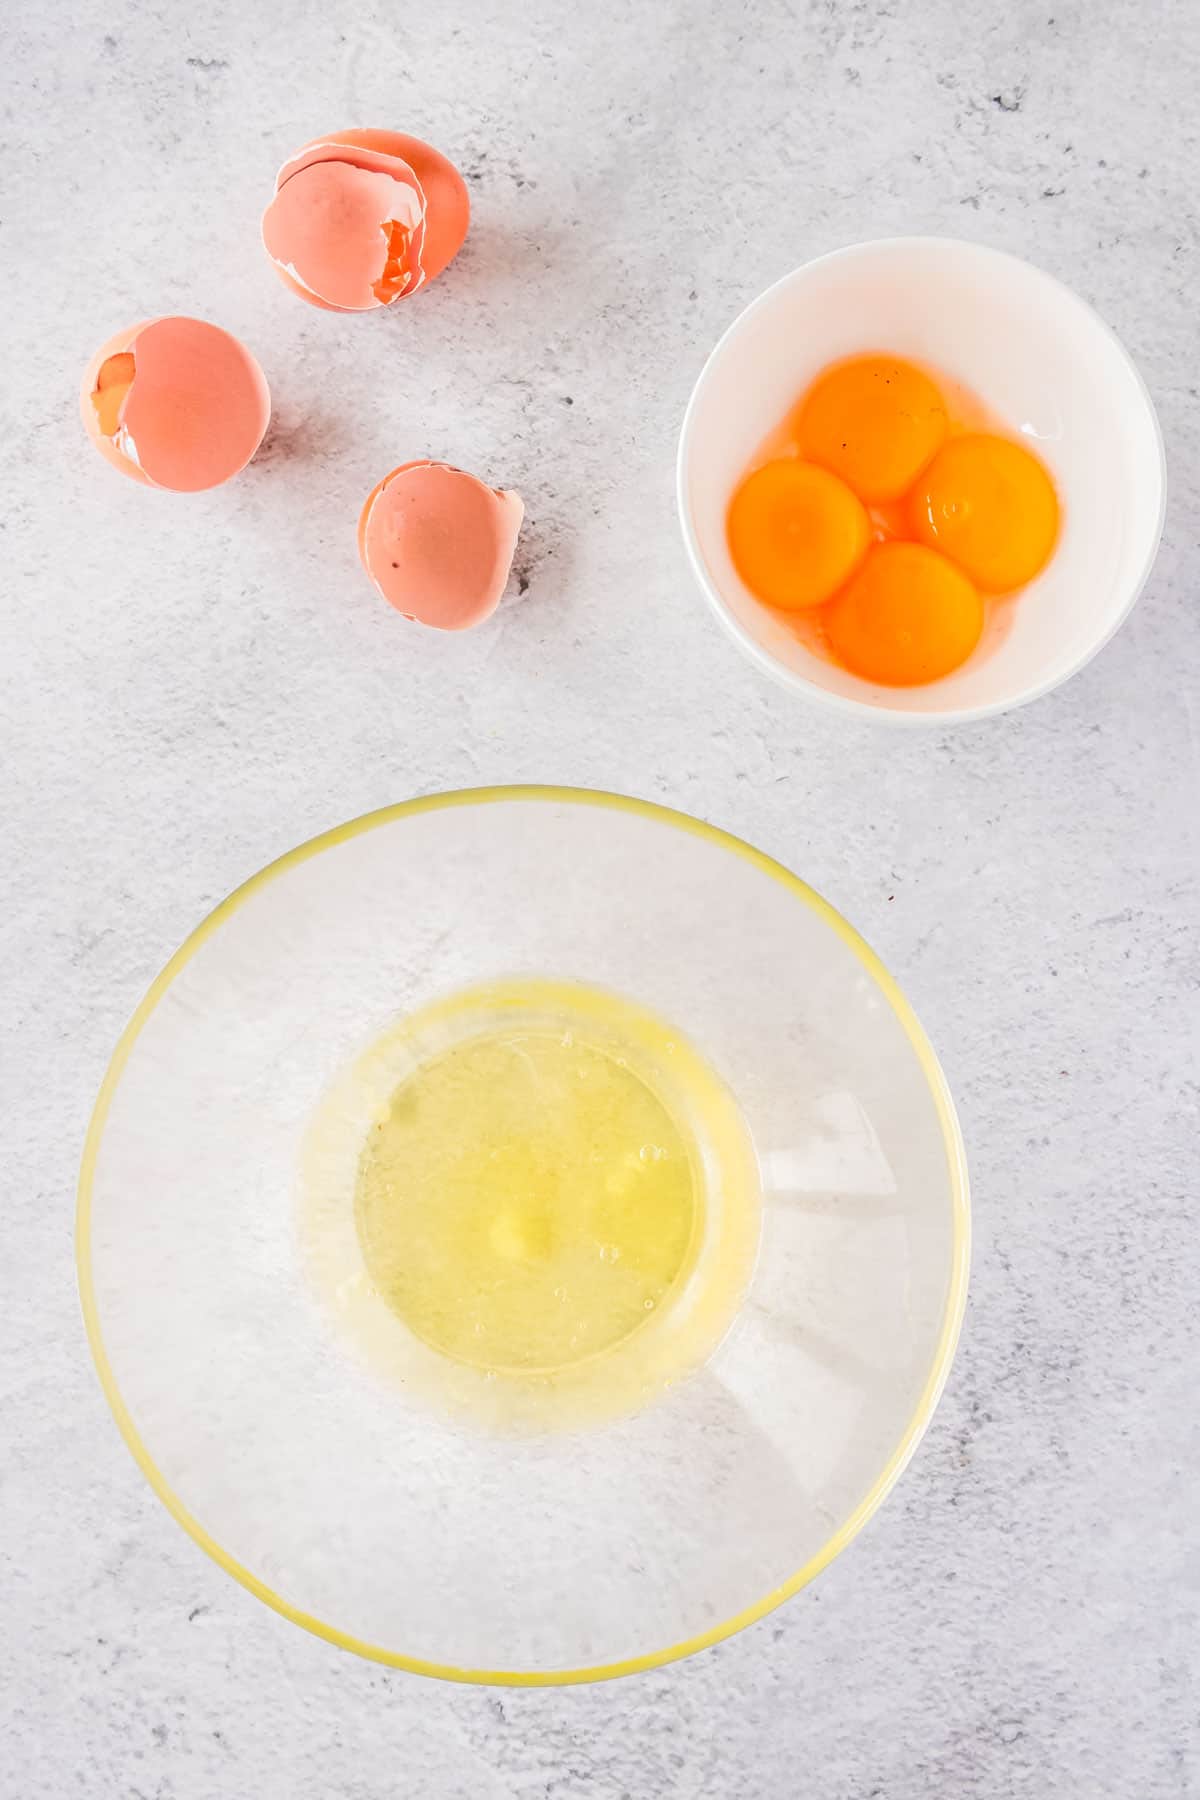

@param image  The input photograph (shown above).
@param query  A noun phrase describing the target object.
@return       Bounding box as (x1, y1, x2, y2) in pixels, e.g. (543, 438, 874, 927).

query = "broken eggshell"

(358, 461, 524, 630)
(80, 317, 271, 491)
(262, 130, 470, 312)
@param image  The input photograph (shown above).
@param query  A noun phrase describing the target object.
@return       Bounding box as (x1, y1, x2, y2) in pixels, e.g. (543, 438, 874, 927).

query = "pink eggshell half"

(81, 317, 270, 492)
(358, 461, 524, 631)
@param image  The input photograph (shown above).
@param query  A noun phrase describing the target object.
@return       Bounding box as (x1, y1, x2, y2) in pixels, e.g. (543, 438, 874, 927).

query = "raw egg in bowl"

(678, 238, 1165, 724)
(78, 789, 967, 1682)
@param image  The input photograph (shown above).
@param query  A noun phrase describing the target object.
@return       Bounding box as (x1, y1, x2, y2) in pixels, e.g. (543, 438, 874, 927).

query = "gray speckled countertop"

(2, 1, 1198, 1795)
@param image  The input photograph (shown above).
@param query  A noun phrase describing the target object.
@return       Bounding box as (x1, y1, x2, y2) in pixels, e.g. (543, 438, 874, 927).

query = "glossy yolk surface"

(727, 459, 869, 609)
(825, 541, 983, 685)
(909, 432, 1059, 592)
(90, 352, 136, 437)
(798, 356, 948, 503)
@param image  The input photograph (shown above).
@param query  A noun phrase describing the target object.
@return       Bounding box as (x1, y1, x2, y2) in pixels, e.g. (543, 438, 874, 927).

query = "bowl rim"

(76, 784, 971, 1685)
(676, 234, 1168, 727)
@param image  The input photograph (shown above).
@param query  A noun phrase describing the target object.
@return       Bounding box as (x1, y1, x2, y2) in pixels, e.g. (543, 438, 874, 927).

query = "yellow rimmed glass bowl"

(77, 787, 969, 1684)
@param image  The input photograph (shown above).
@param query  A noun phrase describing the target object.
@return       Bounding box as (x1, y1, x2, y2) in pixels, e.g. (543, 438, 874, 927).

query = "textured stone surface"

(2, 0, 1198, 1794)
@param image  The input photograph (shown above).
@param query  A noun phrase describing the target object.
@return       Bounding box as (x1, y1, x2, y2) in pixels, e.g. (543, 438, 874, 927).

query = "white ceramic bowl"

(677, 237, 1166, 724)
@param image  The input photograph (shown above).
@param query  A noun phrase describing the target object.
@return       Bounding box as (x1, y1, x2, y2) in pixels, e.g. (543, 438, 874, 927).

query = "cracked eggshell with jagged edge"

(358, 461, 524, 630)
(262, 130, 470, 313)
(80, 316, 271, 491)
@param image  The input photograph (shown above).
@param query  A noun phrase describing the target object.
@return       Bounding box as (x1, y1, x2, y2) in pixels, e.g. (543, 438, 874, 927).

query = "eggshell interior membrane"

(358, 461, 524, 630)
(263, 130, 470, 313)
(81, 317, 270, 491)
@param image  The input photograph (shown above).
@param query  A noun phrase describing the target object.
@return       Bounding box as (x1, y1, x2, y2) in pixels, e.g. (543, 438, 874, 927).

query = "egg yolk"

(727, 459, 869, 610)
(825, 542, 983, 685)
(802, 354, 949, 504)
(798, 356, 948, 503)
(909, 432, 1059, 592)
(90, 352, 136, 438)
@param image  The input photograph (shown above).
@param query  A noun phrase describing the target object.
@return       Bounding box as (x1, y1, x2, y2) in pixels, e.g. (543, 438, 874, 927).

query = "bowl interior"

(81, 792, 967, 1679)
(679, 238, 1165, 720)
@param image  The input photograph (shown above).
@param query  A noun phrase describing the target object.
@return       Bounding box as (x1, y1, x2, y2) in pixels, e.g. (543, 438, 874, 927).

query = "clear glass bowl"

(78, 788, 969, 1684)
